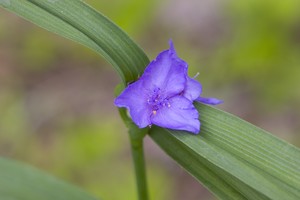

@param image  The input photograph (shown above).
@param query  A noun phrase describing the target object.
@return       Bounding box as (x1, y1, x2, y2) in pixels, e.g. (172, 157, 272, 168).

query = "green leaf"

(0, 0, 149, 84)
(0, 157, 99, 200)
(149, 103, 300, 200)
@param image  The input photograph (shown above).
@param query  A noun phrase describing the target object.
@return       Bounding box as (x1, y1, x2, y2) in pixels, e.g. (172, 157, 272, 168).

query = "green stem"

(118, 107, 149, 200)
(129, 129, 149, 200)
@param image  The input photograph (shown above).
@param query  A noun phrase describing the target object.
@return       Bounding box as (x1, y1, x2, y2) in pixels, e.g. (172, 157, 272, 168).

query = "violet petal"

(114, 80, 151, 128)
(151, 96, 200, 134)
(196, 96, 223, 105)
(183, 77, 202, 101)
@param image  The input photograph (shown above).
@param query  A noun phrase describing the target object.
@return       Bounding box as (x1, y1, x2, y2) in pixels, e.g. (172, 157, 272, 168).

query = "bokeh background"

(0, 0, 299, 199)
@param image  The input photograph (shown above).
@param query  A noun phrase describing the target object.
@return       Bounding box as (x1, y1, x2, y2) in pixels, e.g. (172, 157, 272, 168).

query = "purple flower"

(115, 40, 222, 134)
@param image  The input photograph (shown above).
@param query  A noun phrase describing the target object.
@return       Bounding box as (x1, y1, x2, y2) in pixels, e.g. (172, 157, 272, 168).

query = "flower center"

(147, 88, 171, 115)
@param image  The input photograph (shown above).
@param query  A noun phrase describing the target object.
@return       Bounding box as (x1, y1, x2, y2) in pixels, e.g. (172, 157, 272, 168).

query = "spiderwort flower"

(115, 40, 222, 134)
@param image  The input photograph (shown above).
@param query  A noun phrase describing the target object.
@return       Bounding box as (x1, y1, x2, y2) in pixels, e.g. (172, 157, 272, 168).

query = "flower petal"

(168, 39, 177, 56)
(151, 96, 200, 134)
(196, 96, 223, 105)
(141, 42, 187, 97)
(183, 77, 202, 101)
(114, 81, 151, 128)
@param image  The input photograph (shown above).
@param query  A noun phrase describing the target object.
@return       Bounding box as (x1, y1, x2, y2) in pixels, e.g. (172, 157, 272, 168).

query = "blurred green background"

(0, 0, 299, 199)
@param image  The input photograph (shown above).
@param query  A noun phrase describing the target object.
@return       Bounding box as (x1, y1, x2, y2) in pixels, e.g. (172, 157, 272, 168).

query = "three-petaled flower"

(115, 40, 222, 134)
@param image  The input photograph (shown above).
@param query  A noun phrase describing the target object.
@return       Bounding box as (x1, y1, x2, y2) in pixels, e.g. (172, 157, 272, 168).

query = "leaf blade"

(149, 103, 300, 200)
(0, 157, 99, 200)
(0, 0, 149, 83)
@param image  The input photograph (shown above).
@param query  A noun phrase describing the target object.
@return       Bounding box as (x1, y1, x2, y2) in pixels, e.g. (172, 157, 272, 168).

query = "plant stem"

(129, 131, 149, 200)
(118, 107, 149, 200)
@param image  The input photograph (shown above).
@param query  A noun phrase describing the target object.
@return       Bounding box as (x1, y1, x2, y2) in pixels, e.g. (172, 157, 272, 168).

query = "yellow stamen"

(152, 110, 157, 115)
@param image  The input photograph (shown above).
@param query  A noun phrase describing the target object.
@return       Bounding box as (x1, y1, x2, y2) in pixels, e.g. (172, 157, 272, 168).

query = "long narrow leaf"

(0, 0, 149, 84)
(149, 103, 300, 200)
(0, 157, 99, 200)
